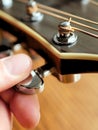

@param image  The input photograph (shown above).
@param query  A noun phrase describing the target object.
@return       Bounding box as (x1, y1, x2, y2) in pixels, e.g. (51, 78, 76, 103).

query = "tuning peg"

(81, 0, 90, 5)
(53, 18, 77, 47)
(1, 0, 13, 8)
(26, 0, 44, 22)
(15, 70, 44, 94)
(15, 64, 54, 94)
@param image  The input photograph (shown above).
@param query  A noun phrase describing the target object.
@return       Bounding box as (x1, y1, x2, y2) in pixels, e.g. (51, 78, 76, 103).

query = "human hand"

(0, 54, 40, 130)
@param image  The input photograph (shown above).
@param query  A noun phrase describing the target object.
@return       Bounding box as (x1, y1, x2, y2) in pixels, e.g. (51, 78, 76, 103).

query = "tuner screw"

(26, 0, 44, 22)
(53, 18, 77, 47)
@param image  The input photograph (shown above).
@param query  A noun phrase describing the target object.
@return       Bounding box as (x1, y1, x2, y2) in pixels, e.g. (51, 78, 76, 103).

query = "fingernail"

(2, 54, 32, 76)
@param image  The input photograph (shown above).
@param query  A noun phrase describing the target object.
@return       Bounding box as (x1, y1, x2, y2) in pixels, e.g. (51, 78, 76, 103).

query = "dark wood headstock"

(0, 0, 98, 82)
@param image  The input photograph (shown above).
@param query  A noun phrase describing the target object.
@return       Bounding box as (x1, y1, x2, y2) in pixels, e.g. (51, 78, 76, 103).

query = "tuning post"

(58, 74, 81, 83)
(26, 0, 44, 22)
(15, 64, 55, 94)
(53, 18, 78, 47)
(1, 0, 13, 9)
(81, 0, 90, 5)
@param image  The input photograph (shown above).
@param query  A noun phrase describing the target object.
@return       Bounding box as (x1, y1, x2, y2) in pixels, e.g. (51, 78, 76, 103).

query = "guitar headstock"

(0, 0, 98, 84)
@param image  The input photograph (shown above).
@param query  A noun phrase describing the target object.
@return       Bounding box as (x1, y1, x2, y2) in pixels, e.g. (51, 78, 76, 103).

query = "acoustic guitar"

(0, 0, 98, 130)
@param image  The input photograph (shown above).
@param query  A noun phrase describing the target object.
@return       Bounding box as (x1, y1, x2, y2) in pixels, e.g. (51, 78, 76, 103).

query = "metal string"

(16, 0, 98, 38)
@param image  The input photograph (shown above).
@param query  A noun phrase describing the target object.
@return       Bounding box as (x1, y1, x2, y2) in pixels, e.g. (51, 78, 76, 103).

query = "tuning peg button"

(15, 64, 54, 94)
(15, 70, 44, 94)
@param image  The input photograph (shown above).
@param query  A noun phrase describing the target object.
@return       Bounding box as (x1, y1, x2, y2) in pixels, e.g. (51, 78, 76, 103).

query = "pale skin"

(0, 54, 40, 130)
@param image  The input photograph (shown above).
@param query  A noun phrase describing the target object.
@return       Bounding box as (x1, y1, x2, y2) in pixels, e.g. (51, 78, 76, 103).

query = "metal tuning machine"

(15, 63, 81, 95)
(53, 18, 77, 47)
(1, 0, 13, 9)
(15, 64, 55, 94)
(26, 0, 44, 22)
(52, 18, 80, 83)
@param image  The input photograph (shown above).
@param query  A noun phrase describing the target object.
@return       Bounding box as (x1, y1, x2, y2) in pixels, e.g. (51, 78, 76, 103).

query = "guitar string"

(38, 5, 98, 32)
(38, 3, 98, 25)
(38, 8, 98, 38)
(38, 8, 98, 32)
(73, 27, 98, 38)
(16, 0, 98, 38)
(17, 0, 98, 25)
(90, 0, 98, 6)
(16, 0, 98, 6)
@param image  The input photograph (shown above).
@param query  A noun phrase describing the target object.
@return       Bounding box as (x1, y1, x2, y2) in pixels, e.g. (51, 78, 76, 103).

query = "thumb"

(0, 54, 32, 92)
